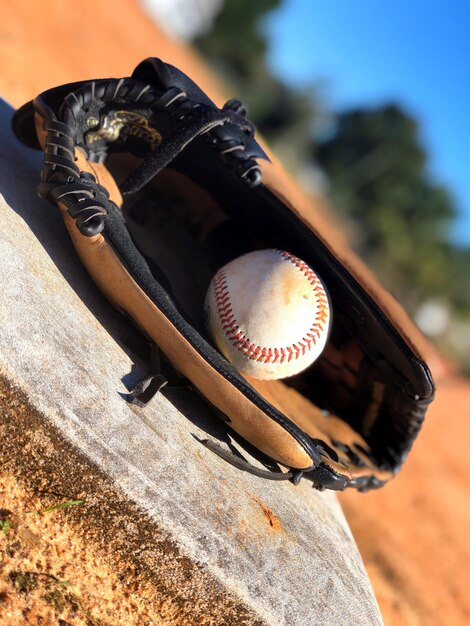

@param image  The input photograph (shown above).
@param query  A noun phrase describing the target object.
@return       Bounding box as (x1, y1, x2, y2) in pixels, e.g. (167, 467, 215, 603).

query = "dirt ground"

(0, 0, 223, 111)
(1, 2, 469, 625)
(340, 375, 470, 626)
(0, 473, 168, 626)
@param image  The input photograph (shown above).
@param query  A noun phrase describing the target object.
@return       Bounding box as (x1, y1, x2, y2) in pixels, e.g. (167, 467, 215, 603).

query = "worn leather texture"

(12, 57, 435, 490)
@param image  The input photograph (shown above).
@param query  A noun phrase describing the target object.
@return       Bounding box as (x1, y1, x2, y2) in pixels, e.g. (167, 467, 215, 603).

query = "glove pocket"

(60, 212, 320, 470)
(59, 200, 396, 490)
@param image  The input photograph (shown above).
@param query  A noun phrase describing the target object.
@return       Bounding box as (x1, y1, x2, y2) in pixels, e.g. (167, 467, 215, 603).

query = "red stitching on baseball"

(213, 250, 329, 364)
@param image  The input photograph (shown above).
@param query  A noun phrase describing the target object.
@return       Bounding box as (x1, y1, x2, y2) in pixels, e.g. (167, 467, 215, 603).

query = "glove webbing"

(39, 79, 261, 236)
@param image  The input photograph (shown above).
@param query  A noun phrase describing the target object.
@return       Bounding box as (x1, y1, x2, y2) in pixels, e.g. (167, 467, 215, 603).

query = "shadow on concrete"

(0, 98, 231, 448)
(0, 98, 145, 367)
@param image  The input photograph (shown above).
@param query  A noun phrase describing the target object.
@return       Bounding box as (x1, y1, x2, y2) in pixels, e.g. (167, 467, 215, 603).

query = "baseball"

(204, 249, 331, 380)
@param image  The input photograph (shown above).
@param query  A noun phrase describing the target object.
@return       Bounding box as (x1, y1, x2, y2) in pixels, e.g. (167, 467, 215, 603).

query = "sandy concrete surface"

(0, 375, 268, 626)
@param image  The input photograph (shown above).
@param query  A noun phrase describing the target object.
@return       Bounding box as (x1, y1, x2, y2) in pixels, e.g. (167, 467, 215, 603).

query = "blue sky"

(265, 0, 470, 246)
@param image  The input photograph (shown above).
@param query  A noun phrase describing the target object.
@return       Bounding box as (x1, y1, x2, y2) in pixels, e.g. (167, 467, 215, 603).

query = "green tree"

(194, 0, 317, 154)
(313, 104, 457, 310)
(195, 0, 282, 80)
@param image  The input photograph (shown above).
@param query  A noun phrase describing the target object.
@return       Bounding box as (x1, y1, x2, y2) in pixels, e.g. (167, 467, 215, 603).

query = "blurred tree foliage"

(196, 0, 281, 78)
(194, 0, 316, 157)
(313, 105, 459, 310)
(313, 106, 470, 370)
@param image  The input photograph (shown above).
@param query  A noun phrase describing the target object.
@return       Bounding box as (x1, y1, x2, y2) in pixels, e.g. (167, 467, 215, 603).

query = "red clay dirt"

(0, 0, 223, 110)
(2, 2, 469, 625)
(340, 375, 470, 626)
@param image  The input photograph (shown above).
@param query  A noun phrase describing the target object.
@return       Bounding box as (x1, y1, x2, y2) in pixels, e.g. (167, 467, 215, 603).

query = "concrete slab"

(0, 99, 382, 626)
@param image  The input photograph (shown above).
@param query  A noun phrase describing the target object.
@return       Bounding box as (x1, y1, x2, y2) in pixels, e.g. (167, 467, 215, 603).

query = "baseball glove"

(12, 58, 435, 490)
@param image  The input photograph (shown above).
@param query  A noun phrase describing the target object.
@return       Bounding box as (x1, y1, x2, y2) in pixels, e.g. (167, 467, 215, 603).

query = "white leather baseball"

(204, 249, 331, 380)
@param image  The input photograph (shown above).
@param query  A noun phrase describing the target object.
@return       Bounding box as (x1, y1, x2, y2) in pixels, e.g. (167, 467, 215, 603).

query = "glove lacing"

(38, 79, 262, 237)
